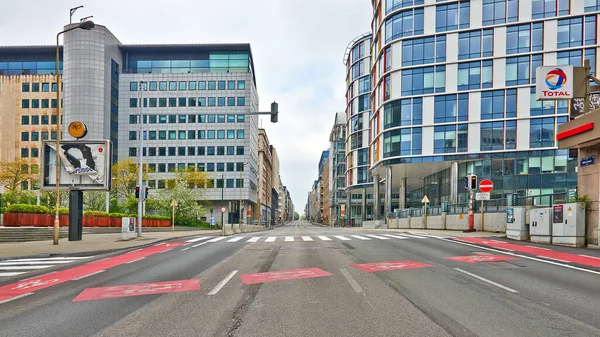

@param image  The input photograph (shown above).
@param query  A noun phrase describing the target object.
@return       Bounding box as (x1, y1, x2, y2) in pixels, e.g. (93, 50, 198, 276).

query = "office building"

(328, 112, 347, 226)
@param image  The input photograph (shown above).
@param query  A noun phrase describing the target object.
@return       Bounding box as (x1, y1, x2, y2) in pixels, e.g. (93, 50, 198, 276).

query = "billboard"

(41, 140, 112, 191)
(536, 66, 574, 100)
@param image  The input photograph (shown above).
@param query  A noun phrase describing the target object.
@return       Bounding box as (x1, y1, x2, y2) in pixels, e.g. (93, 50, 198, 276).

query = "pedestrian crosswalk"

(0, 256, 94, 279)
(185, 233, 439, 245)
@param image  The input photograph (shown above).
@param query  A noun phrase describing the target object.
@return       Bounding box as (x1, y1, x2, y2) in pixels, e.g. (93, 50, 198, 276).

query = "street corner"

(239, 267, 333, 285)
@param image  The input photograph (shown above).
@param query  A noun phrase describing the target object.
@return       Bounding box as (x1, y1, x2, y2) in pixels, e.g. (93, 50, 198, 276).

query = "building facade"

(321, 159, 330, 225)
(271, 146, 282, 223)
(365, 0, 593, 217)
(329, 112, 347, 226)
(258, 128, 273, 225)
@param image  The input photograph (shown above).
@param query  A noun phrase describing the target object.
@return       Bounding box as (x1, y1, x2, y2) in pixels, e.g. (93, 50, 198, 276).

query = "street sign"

(580, 156, 595, 167)
(476, 193, 490, 201)
(170, 200, 178, 207)
(210, 217, 216, 226)
(479, 179, 494, 193)
(421, 195, 430, 204)
(220, 206, 227, 213)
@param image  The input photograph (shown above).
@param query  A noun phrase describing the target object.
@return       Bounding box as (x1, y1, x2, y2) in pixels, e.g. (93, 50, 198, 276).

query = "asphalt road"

(1, 221, 599, 337)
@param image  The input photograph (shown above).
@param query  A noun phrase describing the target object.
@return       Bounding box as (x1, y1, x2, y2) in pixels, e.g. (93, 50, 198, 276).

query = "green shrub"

(49, 208, 69, 215)
(143, 215, 170, 220)
(84, 211, 109, 217)
(175, 217, 211, 228)
(6, 204, 50, 214)
(108, 213, 129, 218)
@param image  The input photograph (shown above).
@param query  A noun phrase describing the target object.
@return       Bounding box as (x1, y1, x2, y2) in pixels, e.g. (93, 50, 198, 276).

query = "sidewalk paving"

(336, 227, 505, 238)
(0, 230, 220, 260)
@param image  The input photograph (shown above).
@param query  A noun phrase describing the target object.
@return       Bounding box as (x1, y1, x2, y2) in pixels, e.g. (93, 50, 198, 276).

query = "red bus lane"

(73, 280, 201, 302)
(0, 242, 186, 303)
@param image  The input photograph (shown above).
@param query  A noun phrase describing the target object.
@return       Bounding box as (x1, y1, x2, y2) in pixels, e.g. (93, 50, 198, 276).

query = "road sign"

(476, 193, 490, 201)
(421, 195, 430, 204)
(171, 200, 178, 207)
(240, 268, 333, 285)
(479, 179, 494, 193)
(220, 206, 227, 213)
(580, 156, 595, 167)
(350, 260, 432, 273)
(210, 217, 216, 226)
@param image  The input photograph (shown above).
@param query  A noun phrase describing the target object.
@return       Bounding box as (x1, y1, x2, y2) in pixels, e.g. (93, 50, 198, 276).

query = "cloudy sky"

(0, 0, 372, 212)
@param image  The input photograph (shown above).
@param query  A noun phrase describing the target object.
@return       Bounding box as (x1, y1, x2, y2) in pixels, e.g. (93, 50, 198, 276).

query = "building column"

(361, 188, 367, 222)
(450, 161, 459, 204)
(346, 190, 351, 226)
(373, 174, 380, 220)
(399, 177, 407, 209)
(385, 166, 393, 218)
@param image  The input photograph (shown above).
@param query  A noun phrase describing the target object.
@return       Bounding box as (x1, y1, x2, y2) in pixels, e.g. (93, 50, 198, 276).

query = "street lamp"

(218, 173, 225, 236)
(53, 20, 95, 246)
(238, 162, 249, 232)
(137, 80, 146, 237)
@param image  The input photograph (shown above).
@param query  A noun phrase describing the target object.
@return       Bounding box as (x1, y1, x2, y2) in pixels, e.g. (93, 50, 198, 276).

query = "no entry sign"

(479, 179, 494, 193)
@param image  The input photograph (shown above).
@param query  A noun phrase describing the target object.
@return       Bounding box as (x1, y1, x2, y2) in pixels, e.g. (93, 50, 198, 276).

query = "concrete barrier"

(363, 220, 386, 229)
(410, 217, 424, 229)
(388, 219, 398, 229)
(223, 224, 235, 236)
(240, 224, 268, 233)
(389, 212, 507, 233)
(233, 223, 241, 234)
(426, 214, 445, 229)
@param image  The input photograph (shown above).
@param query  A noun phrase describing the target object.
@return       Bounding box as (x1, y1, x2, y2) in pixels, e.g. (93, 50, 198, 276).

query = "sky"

(0, 0, 372, 212)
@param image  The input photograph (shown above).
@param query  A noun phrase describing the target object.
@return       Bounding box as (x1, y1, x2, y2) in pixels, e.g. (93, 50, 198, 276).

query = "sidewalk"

(336, 227, 506, 238)
(0, 230, 220, 260)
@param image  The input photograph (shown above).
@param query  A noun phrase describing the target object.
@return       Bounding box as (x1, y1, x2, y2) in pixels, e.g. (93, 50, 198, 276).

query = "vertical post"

(450, 162, 458, 204)
(480, 200, 485, 231)
(467, 190, 475, 232)
(172, 201, 175, 233)
(239, 169, 243, 230)
(221, 175, 225, 236)
(105, 190, 110, 213)
(373, 174, 380, 220)
(137, 81, 144, 237)
(423, 202, 428, 229)
(385, 166, 392, 221)
(54, 32, 62, 246)
(36, 190, 41, 206)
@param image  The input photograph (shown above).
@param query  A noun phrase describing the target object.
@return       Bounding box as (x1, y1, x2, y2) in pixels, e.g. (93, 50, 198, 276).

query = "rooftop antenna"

(70, 5, 84, 24)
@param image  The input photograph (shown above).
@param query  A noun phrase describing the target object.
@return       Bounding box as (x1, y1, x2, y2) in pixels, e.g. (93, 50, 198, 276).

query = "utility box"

(506, 207, 528, 240)
(530, 208, 552, 243)
(552, 203, 586, 247)
(121, 217, 136, 240)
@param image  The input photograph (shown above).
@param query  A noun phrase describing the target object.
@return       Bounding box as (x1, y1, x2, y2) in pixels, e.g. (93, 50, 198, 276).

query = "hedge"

(6, 204, 50, 214)
(84, 211, 109, 217)
(6, 204, 170, 221)
(49, 208, 70, 215)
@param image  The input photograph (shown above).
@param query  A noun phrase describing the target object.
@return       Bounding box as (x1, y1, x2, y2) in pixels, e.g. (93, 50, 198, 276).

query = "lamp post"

(239, 162, 249, 232)
(137, 80, 146, 237)
(53, 20, 95, 246)
(219, 173, 225, 236)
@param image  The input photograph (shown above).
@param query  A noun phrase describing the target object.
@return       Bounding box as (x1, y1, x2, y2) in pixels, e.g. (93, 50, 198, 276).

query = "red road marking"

(0, 242, 186, 303)
(240, 268, 333, 285)
(72, 279, 201, 302)
(350, 260, 432, 273)
(455, 238, 600, 268)
(445, 254, 519, 264)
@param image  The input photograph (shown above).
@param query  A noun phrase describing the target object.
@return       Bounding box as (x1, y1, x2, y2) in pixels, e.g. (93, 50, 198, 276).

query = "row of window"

(21, 148, 40, 158)
(350, 39, 369, 64)
(21, 99, 61, 109)
(21, 82, 60, 93)
(139, 161, 247, 174)
(128, 114, 245, 124)
(146, 178, 244, 190)
(383, 127, 422, 157)
(21, 115, 58, 125)
(128, 129, 246, 141)
(129, 146, 245, 158)
(129, 96, 246, 108)
(402, 35, 447, 66)
(21, 131, 57, 142)
(131, 80, 245, 91)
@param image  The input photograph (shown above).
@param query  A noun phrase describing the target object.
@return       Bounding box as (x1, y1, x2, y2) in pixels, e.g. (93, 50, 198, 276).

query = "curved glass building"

(367, 0, 597, 215)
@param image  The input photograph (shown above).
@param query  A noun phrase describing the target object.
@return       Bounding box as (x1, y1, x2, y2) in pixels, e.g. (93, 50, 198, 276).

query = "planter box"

(3, 213, 170, 228)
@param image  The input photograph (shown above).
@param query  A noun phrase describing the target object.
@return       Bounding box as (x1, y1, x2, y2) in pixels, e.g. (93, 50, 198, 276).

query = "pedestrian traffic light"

(270, 101, 278, 123)
(464, 176, 469, 190)
(135, 186, 140, 199)
(145, 186, 149, 199)
(469, 174, 477, 190)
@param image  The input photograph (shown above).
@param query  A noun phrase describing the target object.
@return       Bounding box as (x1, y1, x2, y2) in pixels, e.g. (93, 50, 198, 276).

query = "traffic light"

(135, 186, 140, 199)
(145, 186, 149, 199)
(469, 174, 477, 190)
(463, 176, 469, 190)
(270, 101, 278, 123)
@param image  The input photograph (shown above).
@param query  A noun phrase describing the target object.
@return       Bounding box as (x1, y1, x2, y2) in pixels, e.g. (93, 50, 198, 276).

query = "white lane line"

(206, 237, 227, 243)
(0, 265, 53, 270)
(340, 268, 363, 293)
(579, 254, 600, 260)
(0, 261, 76, 266)
(181, 247, 191, 251)
(227, 236, 246, 242)
(73, 270, 105, 281)
(527, 245, 550, 250)
(265, 237, 277, 242)
(454, 268, 518, 293)
(317, 236, 332, 241)
(333, 235, 351, 241)
(186, 237, 210, 243)
(301, 236, 313, 241)
(366, 235, 390, 240)
(247, 237, 261, 242)
(401, 234, 427, 239)
(0, 293, 33, 305)
(0, 272, 27, 277)
(192, 242, 210, 248)
(125, 257, 146, 264)
(383, 234, 409, 239)
(284, 236, 295, 242)
(207, 270, 238, 296)
(444, 238, 600, 276)
(351, 235, 371, 240)
(5, 257, 93, 262)
(540, 256, 570, 263)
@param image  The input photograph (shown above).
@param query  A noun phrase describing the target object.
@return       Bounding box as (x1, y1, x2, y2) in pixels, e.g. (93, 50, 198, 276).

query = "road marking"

(539, 256, 570, 263)
(0, 293, 32, 304)
(73, 270, 105, 281)
(265, 237, 277, 242)
(340, 268, 363, 293)
(247, 237, 261, 242)
(350, 235, 371, 240)
(206, 237, 227, 243)
(0, 261, 75, 266)
(0, 266, 53, 270)
(579, 254, 600, 260)
(366, 235, 390, 240)
(186, 237, 210, 243)
(454, 268, 518, 293)
(333, 235, 351, 241)
(6, 257, 93, 262)
(207, 270, 238, 296)
(227, 236, 246, 242)
(301, 236, 313, 241)
(284, 236, 295, 242)
(181, 247, 191, 251)
(317, 236, 332, 241)
(527, 245, 550, 250)
(383, 234, 409, 239)
(0, 272, 27, 277)
(401, 234, 426, 239)
(192, 242, 210, 248)
(125, 257, 146, 264)
(443, 238, 600, 276)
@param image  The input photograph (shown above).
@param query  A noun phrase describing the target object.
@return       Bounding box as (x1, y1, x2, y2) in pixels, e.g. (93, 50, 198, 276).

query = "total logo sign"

(536, 66, 574, 100)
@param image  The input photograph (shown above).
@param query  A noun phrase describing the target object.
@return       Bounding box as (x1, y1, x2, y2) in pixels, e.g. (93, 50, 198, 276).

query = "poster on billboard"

(40, 140, 112, 191)
(536, 66, 574, 100)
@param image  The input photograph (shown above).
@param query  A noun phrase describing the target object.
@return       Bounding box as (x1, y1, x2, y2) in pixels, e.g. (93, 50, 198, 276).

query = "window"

(402, 37, 434, 66)
(436, 2, 469, 32)
(147, 98, 156, 108)
(21, 115, 29, 125)
(586, 0, 600, 12)
(434, 125, 457, 153)
(31, 99, 39, 108)
(178, 81, 186, 91)
(129, 131, 137, 140)
(226, 162, 234, 172)
(41, 99, 49, 108)
(21, 132, 29, 141)
(168, 147, 176, 156)
(482, 0, 517, 25)
(505, 56, 530, 86)
(21, 148, 29, 157)
(506, 120, 517, 149)
(237, 81, 245, 90)
(237, 146, 245, 155)
(188, 81, 197, 90)
(32, 83, 39, 92)
(22, 99, 29, 109)
(129, 147, 137, 157)
(208, 115, 216, 123)
(385, 8, 424, 42)
(383, 127, 422, 157)
(218, 97, 226, 106)
(237, 115, 245, 123)
(530, 117, 556, 148)
(481, 122, 505, 151)
(207, 130, 215, 139)
(532, 0, 570, 19)
(384, 98, 422, 128)
(169, 115, 177, 123)
(178, 147, 186, 156)
(159, 81, 167, 91)
(198, 97, 206, 106)
(401, 66, 445, 95)
(557, 49, 582, 66)
(41, 132, 48, 140)
(130, 82, 138, 91)
(169, 81, 177, 91)
(198, 81, 206, 90)
(506, 24, 531, 54)
(506, 89, 517, 118)
(459, 30, 494, 60)
(217, 130, 225, 139)
(178, 97, 186, 107)
(385, 0, 424, 13)
(434, 94, 468, 123)
(226, 114, 235, 123)
(227, 146, 235, 155)
(188, 115, 197, 123)
(208, 97, 216, 106)
(237, 130, 245, 139)
(129, 98, 137, 108)
(217, 81, 225, 90)
(217, 163, 225, 172)
(530, 87, 555, 116)
(227, 97, 236, 106)
(557, 17, 583, 48)
(168, 130, 176, 140)
(585, 48, 597, 76)
(149, 82, 157, 91)
(52, 83, 58, 92)
(384, 46, 392, 72)
(168, 97, 176, 107)
(208, 81, 216, 90)
(227, 81, 236, 90)
(457, 61, 492, 91)
(31, 116, 39, 125)
(41, 83, 49, 92)
(531, 54, 543, 83)
(198, 146, 205, 156)
(217, 114, 226, 123)
(178, 130, 186, 140)
(227, 130, 235, 139)
(149, 131, 157, 140)
(22, 83, 29, 92)
(237, 97, 245, 106)
(158, 98, 167, 107)
(225, 179, 234, 188)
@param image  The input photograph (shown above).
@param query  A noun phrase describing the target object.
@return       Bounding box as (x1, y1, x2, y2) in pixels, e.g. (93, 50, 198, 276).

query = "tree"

(0, 159, 35, 191)
(111, 159, 147, 201)
(146, 168, 210, 219)
(83, 191, 107, 212)
(294, 212, 300, 221)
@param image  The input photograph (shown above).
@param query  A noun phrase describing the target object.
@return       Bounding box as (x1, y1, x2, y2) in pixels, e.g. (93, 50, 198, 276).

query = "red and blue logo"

(545, 68, 567, 90)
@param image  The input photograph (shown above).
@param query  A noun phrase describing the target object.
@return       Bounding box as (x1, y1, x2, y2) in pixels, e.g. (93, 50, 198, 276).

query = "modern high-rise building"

(328, 112, 347, 226)
(362, 0, 594, 218)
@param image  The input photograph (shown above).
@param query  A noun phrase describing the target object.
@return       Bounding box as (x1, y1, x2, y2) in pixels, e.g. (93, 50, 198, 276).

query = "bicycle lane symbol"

(102, 282, 185, 298)
(11, 278, 61, 291)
